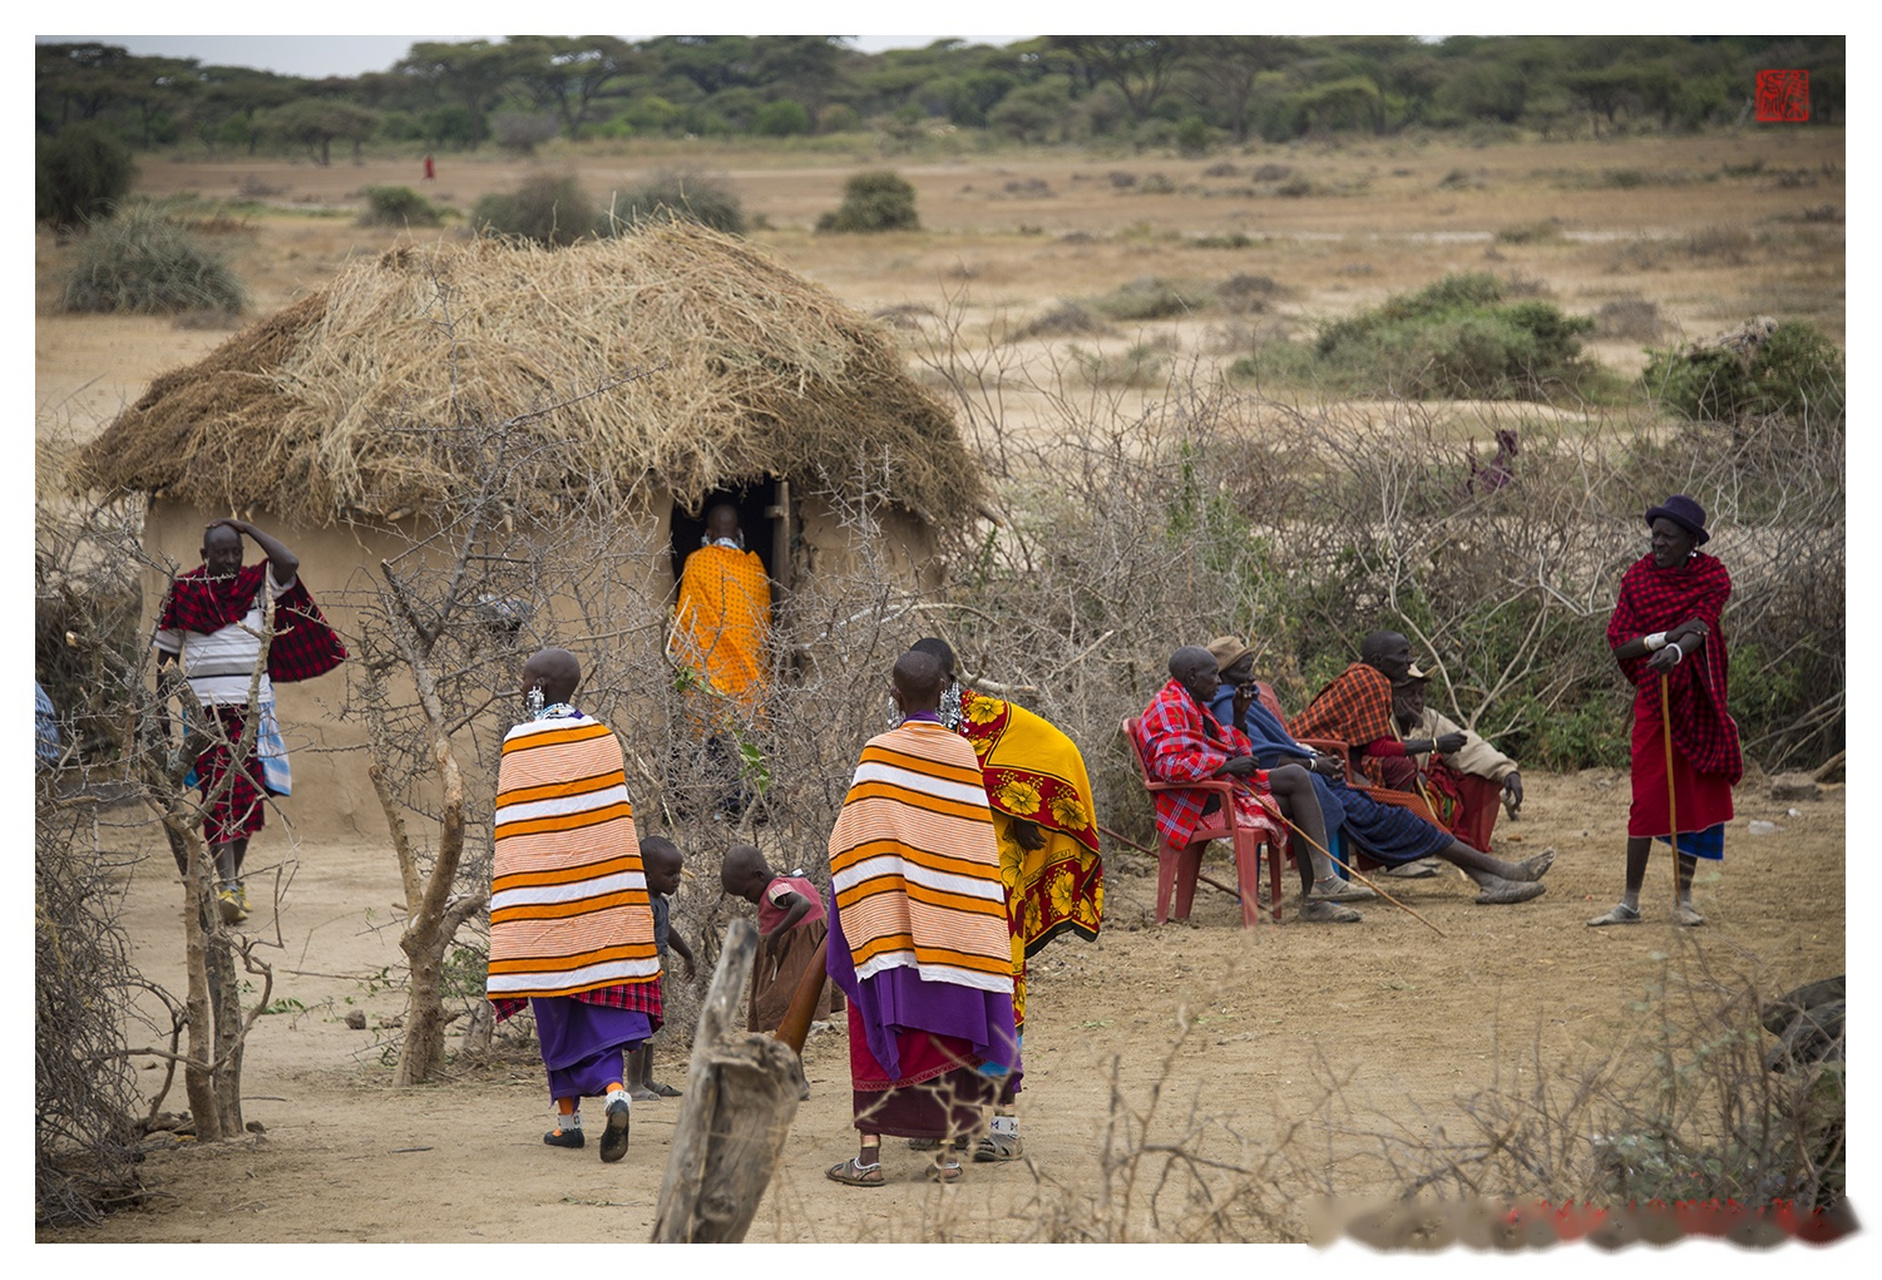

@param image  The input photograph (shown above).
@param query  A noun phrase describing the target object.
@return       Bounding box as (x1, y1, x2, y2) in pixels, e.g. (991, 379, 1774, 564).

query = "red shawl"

(1606, 552, 1742, 784)
(157, 563, 347, 684)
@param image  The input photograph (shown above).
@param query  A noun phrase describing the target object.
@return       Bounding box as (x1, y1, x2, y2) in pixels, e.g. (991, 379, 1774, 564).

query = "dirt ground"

(34, 130, 1848, 1246)
(38, 771, 1848, 1244)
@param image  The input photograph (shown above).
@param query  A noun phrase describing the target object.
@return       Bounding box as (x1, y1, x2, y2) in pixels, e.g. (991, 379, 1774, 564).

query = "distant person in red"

(423, 154, 436, 181)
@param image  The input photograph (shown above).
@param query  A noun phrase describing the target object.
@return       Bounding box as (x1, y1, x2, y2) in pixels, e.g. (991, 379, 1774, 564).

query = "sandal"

(1586, 902, 1642, 927)
(1299, 899, 1363, 923)
(974, 1132, 1023, 1163)
(1310, 875, 1377, 903)
(928, 1158, 963, 1184)
(1676, 904, 1706, 927)
(1473, 876, 1545, 905)
(650, 1082, 683, 1098)
(826, 1157, 886, 1187)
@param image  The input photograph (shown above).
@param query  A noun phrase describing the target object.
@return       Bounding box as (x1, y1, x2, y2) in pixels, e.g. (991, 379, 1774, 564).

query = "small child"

(719, 844, 833, 1035)
(628, 836, 696, 1100)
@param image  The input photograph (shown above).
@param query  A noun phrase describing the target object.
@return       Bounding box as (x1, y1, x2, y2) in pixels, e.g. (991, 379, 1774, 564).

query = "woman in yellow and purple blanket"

(909, 637, 1103, 1164)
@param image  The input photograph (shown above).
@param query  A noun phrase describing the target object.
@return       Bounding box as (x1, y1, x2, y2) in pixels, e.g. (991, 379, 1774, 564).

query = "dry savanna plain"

(35, 128, 1848, 1248)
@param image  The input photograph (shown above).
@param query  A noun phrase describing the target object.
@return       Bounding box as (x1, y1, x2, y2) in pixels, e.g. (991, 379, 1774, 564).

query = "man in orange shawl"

(668, 504, 772, 816)
(669, 504, 771, 705)
(910, 637, 1101, 1163)
(486, 648, 662, 1164)
(823, 649, 1019, 1187)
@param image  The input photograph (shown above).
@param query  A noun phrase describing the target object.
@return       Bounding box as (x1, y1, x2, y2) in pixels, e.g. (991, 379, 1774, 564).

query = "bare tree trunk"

(385, 562, 489, 1086)
(176, 829, 222, 1142)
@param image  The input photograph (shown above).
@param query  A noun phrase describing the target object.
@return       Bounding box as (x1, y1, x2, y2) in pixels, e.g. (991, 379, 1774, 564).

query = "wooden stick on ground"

(1097, 823, 1245, 902)
(651, 919, 806, 1244)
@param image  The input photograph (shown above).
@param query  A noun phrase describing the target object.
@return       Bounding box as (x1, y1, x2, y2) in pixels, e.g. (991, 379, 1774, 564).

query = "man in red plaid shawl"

(1589, 495, 1741, 928)
(1132, 646, 1372, 923)
(155, 518, 345, 924)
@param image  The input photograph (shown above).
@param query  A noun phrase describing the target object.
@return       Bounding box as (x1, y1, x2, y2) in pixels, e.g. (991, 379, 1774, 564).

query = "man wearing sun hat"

(1588, 494, 1741, 927)
(1387, 663, 1524, 854)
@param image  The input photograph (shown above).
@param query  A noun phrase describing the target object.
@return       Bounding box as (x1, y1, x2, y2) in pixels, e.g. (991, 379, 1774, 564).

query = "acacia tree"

(34, 464, 276, 1148)
(507, 35, 637, 141)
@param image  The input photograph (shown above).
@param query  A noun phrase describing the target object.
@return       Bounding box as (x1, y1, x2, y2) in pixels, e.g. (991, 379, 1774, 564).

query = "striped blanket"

(486, 714, 662, 1020)
(827, 721, 1013, 995)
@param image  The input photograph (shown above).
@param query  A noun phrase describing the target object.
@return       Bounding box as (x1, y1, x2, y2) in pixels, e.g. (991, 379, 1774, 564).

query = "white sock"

(558, 1110, 581, 1129)
(990, 1114, 1019, 1137)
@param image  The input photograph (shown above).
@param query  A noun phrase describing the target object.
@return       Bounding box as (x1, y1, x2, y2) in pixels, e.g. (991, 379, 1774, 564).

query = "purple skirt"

(531, 997, 651, 1101)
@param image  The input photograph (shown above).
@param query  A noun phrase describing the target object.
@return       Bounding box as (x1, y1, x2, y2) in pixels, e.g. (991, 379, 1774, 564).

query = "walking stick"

(1252, 796, 1449, 939)
(1660, 671, 1680, 917)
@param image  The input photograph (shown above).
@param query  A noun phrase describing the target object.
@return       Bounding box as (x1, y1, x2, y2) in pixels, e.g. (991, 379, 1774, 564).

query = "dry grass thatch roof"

(74, 223, 981, 529)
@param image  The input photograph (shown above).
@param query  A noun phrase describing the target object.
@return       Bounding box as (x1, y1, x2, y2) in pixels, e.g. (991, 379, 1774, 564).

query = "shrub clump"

(1643, 317, 1845, 423)
(37, 125, 136, 231)
(473, 175, 601, 247)
(610, 169, 746, 236)
(1235, 273, 1605, 400)
(58, 204, 247, 316)
(816, 171, 919, 234)
(358, 185, 446, 228)
(1093, 277, 1210, 322)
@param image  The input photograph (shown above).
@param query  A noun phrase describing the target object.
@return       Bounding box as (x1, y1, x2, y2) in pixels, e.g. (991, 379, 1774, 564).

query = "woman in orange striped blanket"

(485, 648, 663, 1165)
(823, 649, 1020, 1187)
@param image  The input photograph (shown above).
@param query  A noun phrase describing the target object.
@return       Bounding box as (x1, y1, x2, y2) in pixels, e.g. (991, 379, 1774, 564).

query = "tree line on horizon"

(37, 35, 1844, 164)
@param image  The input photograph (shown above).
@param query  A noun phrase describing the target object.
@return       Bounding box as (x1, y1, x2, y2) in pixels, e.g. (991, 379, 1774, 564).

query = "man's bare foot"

(1473, 876, 1545, 905)
(1299, 899, 1363, 923)
(1676, 903, 1706, 927)
(628, 1084, 661, 1102)
(1505, 848, 1556, 882)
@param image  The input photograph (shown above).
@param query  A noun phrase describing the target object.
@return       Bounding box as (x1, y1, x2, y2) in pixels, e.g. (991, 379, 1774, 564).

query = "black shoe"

(543, 1125, 584, 1149)
(599, 1096, 631, 1163)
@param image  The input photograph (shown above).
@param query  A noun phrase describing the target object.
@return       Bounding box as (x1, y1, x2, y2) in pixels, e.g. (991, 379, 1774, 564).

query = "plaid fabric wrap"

(1287, 662, 1396, 751)
(1131, 679, 1269, 848)
(157, 563, 346, 683)
(198, 705, 266, 843)
(1606, 552, 1742, 784)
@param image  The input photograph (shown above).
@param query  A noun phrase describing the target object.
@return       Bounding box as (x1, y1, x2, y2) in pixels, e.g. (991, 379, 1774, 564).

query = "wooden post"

(651, 919, 807, 1243)
(771, 936, 830, 1056)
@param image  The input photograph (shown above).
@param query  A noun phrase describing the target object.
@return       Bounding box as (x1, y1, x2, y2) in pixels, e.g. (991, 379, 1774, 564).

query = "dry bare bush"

(35, 785, 147, 1224)
(906, 291, 1842, 851)
(1278, 942, 1845, 1218)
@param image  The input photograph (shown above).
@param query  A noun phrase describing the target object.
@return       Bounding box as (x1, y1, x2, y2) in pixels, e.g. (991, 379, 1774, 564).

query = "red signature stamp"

(1756, 70, 1810, 121)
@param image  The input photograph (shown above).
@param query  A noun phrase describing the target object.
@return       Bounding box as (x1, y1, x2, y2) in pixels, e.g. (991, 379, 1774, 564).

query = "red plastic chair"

(1121, 716, 1290, 927)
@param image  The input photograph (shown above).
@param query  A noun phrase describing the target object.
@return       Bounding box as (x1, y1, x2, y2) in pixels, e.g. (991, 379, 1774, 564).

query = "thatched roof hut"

(75, 222, 981, 531)
(77, 224, 983, 840)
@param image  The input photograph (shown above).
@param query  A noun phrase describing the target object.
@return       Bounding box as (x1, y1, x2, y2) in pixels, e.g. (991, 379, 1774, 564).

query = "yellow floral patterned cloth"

(955, 688, 1104, 1028)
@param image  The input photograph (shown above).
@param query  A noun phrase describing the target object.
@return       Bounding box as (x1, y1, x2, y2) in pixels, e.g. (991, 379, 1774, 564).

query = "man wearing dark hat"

(1589, 495, 1741, 927)
(1387, 664, 1524, 854)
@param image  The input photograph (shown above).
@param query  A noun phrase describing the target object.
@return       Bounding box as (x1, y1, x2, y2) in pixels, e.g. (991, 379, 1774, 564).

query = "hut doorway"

(668, 478, 792, 594)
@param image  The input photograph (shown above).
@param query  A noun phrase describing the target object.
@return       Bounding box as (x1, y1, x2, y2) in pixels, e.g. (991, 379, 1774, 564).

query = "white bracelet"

(1645, 631, 1668, 651)
(1667, 643, 1684, 664)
